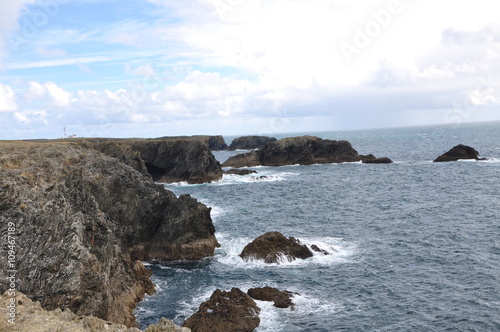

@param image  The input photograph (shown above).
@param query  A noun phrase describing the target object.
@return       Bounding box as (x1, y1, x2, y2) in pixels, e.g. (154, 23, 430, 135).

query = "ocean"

(135, 122, 500, 331)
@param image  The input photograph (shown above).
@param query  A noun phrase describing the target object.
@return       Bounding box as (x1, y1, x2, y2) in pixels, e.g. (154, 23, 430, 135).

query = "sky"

(0, 0, 499, 139)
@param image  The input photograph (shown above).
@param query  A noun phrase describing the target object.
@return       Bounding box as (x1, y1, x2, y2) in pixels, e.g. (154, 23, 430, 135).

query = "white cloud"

(26, 81, 71, 108)
(0, 83, 17, 112)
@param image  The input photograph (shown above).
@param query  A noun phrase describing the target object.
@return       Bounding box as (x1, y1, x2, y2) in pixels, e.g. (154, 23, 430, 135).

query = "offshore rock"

(433, 144, 484, 162)
(183, 288, 260, 332)
(223, 136, 366, 167)
(240, 232, 313, 264)
(362, 155, 394, 164)
(228, 135, 277, 150)
(0, 292, 190, 332)
(224, 168, 257, 175)
(247, 287, 296, 308)
(93, 139, 223, 184)
(0, 142, 218, 327)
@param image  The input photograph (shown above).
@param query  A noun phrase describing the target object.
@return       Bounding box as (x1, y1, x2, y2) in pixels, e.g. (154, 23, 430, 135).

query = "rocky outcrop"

(153, 135, 228, 151)
(247, 287, 296, 308)
(183, 288, 260, 332)
(0, 292, 189, 332)
(228, 136, 277, 150)
(223, 136, 369, 167)
(93, 139, 223, 184)
(433, 144, 485, 162)
(224, 168, 257, 175)
(0, 142, 218, 327)
(240, 232, 313, 264)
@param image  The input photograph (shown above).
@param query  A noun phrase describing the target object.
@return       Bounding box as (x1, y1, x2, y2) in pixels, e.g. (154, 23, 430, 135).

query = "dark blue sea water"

(136, 122, 500, 331)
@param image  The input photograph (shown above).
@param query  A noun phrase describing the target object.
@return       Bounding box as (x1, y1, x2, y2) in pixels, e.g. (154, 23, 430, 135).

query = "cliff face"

(93, 139, 223, 184)
(0, 142, 218, 327)
(223, 136, 364, 167)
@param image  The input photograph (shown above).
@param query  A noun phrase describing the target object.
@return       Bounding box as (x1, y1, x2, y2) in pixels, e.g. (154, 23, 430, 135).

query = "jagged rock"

(240, 232, 313, 264)
(247, 287, 296, 308)
(0, 291, 189, 332)
(93, 139, 223, 184)
(433, 144, 485, 162)
(223, 136, 371, 167)
(183, 288, 260, 332)
(0, 142, 218, 327)
(224, 168, 257, 175)
(228, 136, 277, 150)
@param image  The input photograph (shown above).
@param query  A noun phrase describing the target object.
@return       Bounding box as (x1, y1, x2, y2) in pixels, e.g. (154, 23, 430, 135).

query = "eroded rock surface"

(240, 232, 313, 264)
(183, 288, 260, 332)
(0, 142, 218, 327)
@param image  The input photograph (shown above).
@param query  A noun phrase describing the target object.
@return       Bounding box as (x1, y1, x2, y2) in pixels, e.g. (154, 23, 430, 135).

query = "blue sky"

(0, 0, 499, 139)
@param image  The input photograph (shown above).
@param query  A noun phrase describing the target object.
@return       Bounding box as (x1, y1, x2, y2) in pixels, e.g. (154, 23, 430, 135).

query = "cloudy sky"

(0, 0, 499, 139)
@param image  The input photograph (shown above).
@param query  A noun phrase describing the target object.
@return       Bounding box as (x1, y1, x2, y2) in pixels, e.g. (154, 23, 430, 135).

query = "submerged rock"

(183, 288, 260, 332)
(247, 287, 296, 308)
(0, 292, 189, 332)
(0, 142, 218, 327)
(362, 155, 394, 164)
(433, 144, 485, 162)
(228, 135, 277, 150)
(240, 232, 313, 264)
(93, 139, 223, 184)
(310, 244, 331, 255)
(223, 136, 373, 167)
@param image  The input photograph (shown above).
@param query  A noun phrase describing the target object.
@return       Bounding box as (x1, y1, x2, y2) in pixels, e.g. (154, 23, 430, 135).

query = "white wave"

(163, 181, 193, 187)
(214, 171, 300, 186)
(478, 157, 500, 163)
(215, 235, 355, 269)
(150, 275, 168, 292)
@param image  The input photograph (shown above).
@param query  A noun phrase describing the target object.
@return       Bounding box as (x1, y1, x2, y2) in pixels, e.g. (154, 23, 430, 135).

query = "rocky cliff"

(92, 139, 223, 184)
(0, 142, 218, 327)
(228, 136, 276, 150)
(223, 136, 369, 167)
